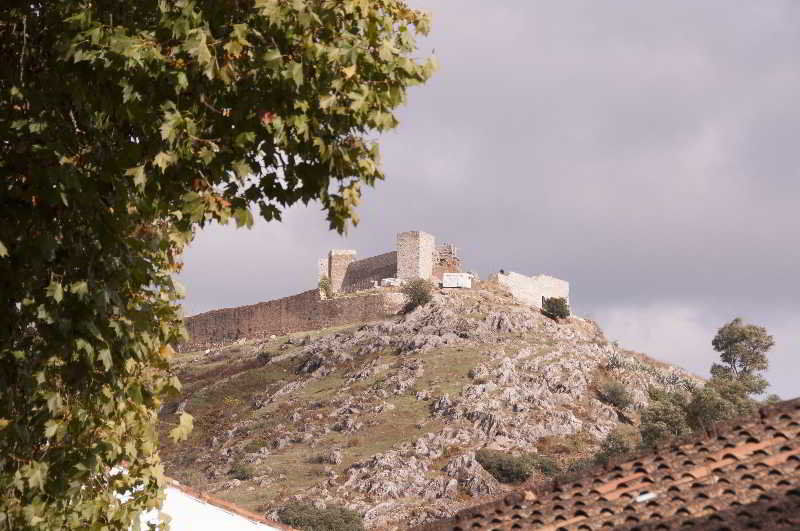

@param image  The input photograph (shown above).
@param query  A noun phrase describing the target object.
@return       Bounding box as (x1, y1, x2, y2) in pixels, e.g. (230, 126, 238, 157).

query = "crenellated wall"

(180, 289, 405, 351)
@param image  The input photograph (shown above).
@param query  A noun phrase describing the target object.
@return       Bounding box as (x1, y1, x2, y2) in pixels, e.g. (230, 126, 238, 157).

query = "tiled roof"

(414, 398, 800, 531)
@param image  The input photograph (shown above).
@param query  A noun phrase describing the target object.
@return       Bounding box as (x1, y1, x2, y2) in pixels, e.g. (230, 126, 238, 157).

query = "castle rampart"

(181, 289, 405, 351)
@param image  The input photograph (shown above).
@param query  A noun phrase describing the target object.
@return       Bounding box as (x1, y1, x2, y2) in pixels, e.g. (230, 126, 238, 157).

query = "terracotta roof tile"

(413, 398, 800, 531)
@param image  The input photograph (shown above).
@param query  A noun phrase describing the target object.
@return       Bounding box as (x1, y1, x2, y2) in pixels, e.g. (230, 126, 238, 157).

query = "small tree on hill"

(710, 318, 773, 395)
(401, 278, 434, 312)
(543, 297, 570, 319)
(319, 276, 334, 299)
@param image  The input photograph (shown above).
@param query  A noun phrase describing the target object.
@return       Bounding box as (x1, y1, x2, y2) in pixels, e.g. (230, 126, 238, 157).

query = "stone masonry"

(319, 230, 452, 294)
(181, 289, 405, 351)
(396, 230, 435, 281)
(327, 249, 357, 293)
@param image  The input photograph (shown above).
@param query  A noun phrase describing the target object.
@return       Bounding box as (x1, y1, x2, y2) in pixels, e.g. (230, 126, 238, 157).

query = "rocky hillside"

(159, 281, 700, 529)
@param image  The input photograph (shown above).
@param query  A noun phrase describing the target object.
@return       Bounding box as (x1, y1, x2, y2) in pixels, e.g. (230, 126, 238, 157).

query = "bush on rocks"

(542, 297, 570, 319)
(598, 379, 633, 410)
(475, 449, 558, 484)
(593, 427, 638, 466)
(278, 502, 365, 531)
(401, 278, 434, 313)
(229, 462, 254, 481)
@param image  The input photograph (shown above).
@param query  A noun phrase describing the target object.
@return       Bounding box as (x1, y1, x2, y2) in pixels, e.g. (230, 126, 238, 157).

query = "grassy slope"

(158, 286, 695, 516)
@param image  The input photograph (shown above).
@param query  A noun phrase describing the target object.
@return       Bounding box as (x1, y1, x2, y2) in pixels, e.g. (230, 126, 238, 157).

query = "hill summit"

(161, 281, 698, 529)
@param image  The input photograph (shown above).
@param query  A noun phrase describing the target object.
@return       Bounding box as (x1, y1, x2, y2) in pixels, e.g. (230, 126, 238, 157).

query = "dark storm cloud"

(179, 1, 799, 397)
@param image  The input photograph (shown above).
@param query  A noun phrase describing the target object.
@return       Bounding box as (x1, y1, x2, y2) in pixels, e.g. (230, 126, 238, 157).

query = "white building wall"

(490, 271, 569, 309)
(139, 485, 281, 530)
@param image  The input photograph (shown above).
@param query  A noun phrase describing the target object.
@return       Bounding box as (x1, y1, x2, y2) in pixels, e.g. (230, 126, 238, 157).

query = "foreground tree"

(0, 1, 434, 528)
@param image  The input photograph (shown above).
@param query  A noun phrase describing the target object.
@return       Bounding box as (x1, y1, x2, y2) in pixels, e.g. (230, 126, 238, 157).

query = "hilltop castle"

(319, 230, 462, 294)
(181, 230, 569, 351)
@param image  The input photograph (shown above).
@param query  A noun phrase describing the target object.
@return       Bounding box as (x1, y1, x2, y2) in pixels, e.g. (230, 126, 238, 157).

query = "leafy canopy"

(0, 1, 434, 528)
(639, 318, 774, 447)
(711, 317, 773, 394)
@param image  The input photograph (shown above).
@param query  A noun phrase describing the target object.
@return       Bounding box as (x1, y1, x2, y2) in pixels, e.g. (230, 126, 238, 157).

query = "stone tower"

(327, 249, 356, 293)
(396, 231, 435, 280)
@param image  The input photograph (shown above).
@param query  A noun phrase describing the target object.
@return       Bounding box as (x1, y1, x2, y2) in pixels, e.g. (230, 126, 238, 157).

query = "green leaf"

(264, 49, 282, 63)
(45, 392, 63, 414)
(46, 281, 64, 303)
(125, 166, 147, 189)
(233, 208, 254, 228)
(0, 240, 7, 257)
(234, 132, 256, 148)
(69, 281, 89, 297)
(291, 61, 304, 87)
(232, 160, 252, 179)
(154, 151, 178, 172)
(75, 338, 94, 361)
(44, 420, 60, 439)
(319, 94, 335, 109)
(169, 413, 194, 443)
(0, 419, 10, 430)
(98, 348, 112, 371)
(27, 463, 48, 491)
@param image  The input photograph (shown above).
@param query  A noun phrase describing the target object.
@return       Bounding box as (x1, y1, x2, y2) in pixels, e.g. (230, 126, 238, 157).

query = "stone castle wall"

(340, 251, 398, 293)
(181, 290, 404, 351)
(491, 271, 570, 309)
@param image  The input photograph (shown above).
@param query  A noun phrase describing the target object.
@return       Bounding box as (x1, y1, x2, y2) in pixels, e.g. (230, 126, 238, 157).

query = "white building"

(138, 478, 290, 530)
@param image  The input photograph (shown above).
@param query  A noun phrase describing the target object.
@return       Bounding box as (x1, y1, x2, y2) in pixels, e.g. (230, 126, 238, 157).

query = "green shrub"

(401, 278, 434, 312)
(765, 394, 782, 405)
(278, 502, 365, 531)
(598, 379, 633, 410)
(475, 449, 559, 484)
(605, 353, 624, 371)
(593, 427, 637, 466)
(318, 276, 334, 299)
(542, 297, 570, 319)
(556, 457, 594, 483)
(528, 454, 560, 477)
(229, 462, 254, 480)
(685, 385, 738, 432)
(256, 349, 272, 364)
(639, 388, 691, 447)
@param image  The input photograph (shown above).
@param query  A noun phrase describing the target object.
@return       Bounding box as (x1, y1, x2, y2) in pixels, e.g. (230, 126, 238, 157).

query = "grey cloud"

(179, 1, 799, 398)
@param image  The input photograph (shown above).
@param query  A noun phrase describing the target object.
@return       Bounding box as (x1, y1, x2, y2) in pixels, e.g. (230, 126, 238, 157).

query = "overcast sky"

(179, 1, 799, 398)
